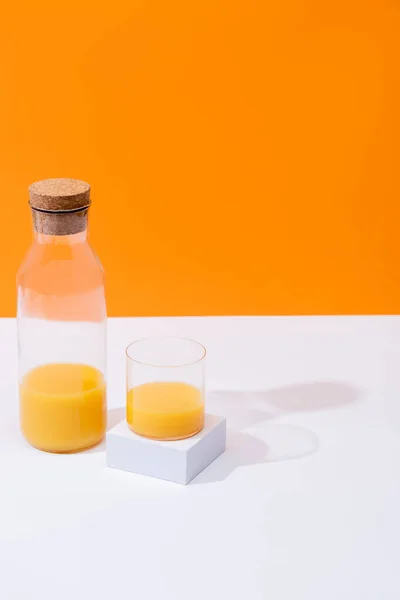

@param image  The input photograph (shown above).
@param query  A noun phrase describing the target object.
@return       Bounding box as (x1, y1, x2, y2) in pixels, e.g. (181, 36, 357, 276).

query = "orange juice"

(127, 381, 204, 440)
(20, 363, 106, 453)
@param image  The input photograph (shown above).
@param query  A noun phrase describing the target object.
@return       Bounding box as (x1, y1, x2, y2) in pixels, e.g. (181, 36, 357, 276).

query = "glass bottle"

(17, 178, 107, 453)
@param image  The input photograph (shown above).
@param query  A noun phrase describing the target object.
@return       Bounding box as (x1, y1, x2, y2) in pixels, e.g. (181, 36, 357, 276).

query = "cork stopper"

(28, 178, 91, 235)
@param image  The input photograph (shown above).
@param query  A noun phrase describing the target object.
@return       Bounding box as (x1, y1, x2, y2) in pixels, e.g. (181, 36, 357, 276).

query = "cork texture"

(29, 178, 91, 212)
(32, 209, 89, 236)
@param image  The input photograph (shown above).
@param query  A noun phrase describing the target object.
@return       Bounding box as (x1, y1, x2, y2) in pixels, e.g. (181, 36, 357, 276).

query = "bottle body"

(17, 222, 107, 452)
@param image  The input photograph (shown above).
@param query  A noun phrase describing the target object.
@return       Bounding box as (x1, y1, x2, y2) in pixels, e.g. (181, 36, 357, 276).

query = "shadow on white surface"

(191, 430, 269, 484)
(208, 381, 360, 430)
(265, 381, 359, 412)
(191, 381, 360, 483)
(192, 423, 319, 484)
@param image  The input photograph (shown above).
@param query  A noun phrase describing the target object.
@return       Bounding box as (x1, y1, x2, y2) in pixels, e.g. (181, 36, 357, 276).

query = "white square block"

(106, 414, 226, 485)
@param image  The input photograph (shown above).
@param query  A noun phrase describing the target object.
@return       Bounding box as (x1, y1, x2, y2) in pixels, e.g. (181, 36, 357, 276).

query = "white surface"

(107, 415, 226, 484)
(1, 316, 400, 600)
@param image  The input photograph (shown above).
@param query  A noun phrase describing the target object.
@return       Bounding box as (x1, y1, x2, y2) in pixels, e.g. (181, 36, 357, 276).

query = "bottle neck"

(34, 229, 88, 245)
(31, 207, 89, 241)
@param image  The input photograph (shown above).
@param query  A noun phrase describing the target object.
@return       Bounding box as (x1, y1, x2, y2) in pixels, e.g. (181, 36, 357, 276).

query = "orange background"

(1, 0, 399, 316)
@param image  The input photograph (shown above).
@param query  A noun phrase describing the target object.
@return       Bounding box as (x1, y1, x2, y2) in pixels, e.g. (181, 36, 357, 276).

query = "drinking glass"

(126, 337, 206, 440)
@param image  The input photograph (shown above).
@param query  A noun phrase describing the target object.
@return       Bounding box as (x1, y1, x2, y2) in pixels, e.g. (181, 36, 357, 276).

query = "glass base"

(23, 434, 105, 454)
(127, 424, 204, 442)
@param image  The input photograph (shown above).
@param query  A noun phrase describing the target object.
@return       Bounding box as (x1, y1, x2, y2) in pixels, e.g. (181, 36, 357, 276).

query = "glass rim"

(125, 336, 207, 368)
